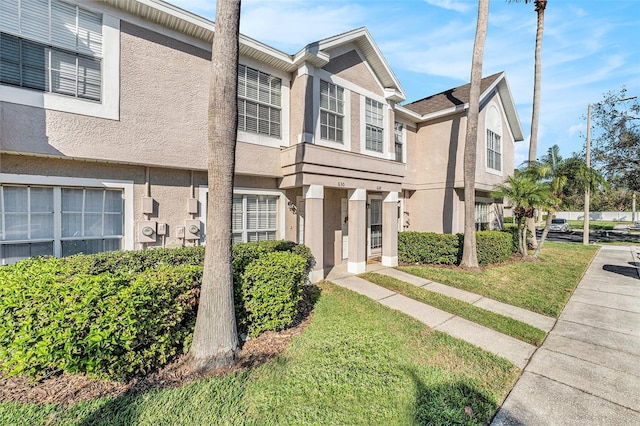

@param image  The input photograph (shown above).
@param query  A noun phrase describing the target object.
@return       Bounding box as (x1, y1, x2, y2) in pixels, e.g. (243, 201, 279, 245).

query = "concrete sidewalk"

(327, 265, 536, 368)
(375, 268, 555, 332)
(492, 245, 640, 425)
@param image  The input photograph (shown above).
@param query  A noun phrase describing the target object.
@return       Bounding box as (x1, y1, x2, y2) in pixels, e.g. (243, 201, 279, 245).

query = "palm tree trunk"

(526, 1, 546, 250)
(528, 0, 546, 162)
(189, 0, 241, 372)
(460, 0, 489, 270)
(532, 210, 553, 258)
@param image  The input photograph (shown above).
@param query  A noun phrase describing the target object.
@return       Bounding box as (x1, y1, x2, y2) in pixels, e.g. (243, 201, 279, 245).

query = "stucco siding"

(322, 50, 383, 97)
(0, 21, 286, 175)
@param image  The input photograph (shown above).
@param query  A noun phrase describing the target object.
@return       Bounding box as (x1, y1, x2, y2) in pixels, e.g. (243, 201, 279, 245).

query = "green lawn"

(399, 242, 598, 318)
(360, 272, 546, 346)
(0, 283, 519, 426)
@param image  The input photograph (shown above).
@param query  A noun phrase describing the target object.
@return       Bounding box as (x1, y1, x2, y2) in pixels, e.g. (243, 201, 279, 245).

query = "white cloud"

(424, 0, 473, 13)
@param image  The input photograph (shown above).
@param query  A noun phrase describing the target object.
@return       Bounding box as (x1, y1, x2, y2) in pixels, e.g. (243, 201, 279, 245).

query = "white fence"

(555, 211, 637, 222)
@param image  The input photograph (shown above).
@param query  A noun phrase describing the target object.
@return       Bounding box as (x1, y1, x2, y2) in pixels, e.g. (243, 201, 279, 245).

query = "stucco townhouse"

(0, 0, 523, 281)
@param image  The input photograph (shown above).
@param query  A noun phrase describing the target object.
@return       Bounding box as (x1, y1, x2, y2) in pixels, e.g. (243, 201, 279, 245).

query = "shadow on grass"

(406, 368, 498, 425)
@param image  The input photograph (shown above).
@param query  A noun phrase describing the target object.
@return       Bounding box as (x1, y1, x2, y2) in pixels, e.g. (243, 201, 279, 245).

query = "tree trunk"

(188, 0, 241, 372)
(528, 0, 546, 163)
(460, 0, 489, 270)
(526, 216, 538, 249)
(525, 1, 546, 250)
(532, 210, 553, 258)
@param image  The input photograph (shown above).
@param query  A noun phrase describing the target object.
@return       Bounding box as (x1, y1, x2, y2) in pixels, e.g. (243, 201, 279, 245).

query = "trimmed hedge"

(0, 241, 313, 381)
(242, 252, 307, 337)
(398, 232, 460, 265)
(398, 231, 515, 266)
(475, 231, 514, 266)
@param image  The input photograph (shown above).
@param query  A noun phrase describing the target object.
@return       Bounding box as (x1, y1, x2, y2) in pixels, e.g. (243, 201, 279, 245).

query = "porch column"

(304, 185, 324, 282)
(382, 191, 398, 267)
(347, 188, 367, 274)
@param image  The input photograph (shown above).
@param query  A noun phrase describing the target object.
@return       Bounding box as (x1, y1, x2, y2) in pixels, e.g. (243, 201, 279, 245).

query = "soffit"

(100, 0, 298, 72)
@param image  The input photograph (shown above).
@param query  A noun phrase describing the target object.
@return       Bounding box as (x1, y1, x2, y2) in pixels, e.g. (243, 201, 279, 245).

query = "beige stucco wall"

(404, 187, 463, 234)
(322, 50, 383, 97)
(0, 21, 282, 178)
(406, 92, 517, 193)
(289, 72, 314, 144)
(0, 154, 286, 248)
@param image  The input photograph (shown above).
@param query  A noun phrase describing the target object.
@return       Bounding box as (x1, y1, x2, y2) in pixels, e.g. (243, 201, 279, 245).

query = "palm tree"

(509, 0, 548, 249)
(523, 146, 607, 257)
(189, 0, 241, 372)
(460, 0, 490, 270)
(492, 170, 550, 258)
(523, 145, 566, 257)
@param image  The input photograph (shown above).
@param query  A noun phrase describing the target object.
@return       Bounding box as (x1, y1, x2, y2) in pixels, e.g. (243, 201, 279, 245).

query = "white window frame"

(237, 63, 282, 139)
(236, 57, 290, 149)
(485, 104, 503, 175)
(394, 121, 405, 163)
(312, 73, 351, 152)
(198, 186, 285, 244)
(365, 97, 384, 154)
(319, 79, 344, 143)
(0, 173, 133, 264)
(0, 1, 120, 120)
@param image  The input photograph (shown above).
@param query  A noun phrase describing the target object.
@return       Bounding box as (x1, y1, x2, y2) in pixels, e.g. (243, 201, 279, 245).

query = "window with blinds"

(0, 185, 123, 265)
(0, 0, 103, 101)
(232, 194, 278, 243)
(320, 80, 344, 143)
(366, 98, 384, 153)
(237, 64, 281, 138)
(475, 202, 489, 231)
(487, 129, 502, 171)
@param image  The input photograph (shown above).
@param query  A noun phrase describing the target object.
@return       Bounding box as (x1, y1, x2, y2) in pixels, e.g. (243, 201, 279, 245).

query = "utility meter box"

(187, 198, 198, 214)
(139, 220, 157, 243)
(184, 219, 201, 241)
(142, 197, 154, 214)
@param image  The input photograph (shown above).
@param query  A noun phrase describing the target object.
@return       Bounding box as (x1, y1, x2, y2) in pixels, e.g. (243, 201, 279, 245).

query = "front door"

(341, 198, 348, 259)
(368, 197, 382, 257)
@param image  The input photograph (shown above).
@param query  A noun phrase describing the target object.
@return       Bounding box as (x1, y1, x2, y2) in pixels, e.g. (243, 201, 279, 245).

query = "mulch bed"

(0, 285, 319, 406)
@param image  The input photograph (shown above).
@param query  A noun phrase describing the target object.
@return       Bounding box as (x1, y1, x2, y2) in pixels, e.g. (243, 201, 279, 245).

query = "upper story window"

(237, 64, 281, 138)
(487, 130, 502, 171)
(365, 98, 384, 153)
(486, 105, 502, 172)
(394, 122, 404, 162)
(0, 0, 103, 101)
(320, 80, 344, 143)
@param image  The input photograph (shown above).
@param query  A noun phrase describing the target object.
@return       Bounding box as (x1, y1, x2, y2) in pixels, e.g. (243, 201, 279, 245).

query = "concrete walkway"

(375, 268, 556, 332)
(492, 245, 640, 425)
(327, 264, 537, 368)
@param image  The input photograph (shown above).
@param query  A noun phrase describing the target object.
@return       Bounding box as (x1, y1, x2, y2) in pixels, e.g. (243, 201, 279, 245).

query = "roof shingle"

(403, 72, 503, 116)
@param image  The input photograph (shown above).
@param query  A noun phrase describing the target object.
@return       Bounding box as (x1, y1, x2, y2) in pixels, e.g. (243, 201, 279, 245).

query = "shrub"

(475, 231, 514, 265)
(398, 231, 515, 266)
(63, 246, 205, 275)
(242, 251, 307, 337)
(0, 241, 314, 381)
(398, 232, 460, 265)
(231, 240, 314, 333)
(0, 262, 200, 381)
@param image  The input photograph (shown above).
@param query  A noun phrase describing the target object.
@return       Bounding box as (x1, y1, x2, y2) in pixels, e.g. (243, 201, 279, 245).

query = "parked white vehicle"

(550, 218, 570, 232)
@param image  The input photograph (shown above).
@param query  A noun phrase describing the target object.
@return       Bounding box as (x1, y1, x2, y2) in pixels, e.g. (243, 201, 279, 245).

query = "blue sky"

(171, 0, 640, 167)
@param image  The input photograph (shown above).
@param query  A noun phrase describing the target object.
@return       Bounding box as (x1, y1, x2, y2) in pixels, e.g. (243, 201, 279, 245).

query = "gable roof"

(398, 72, 524, 142)
(296, 27, 406, 102)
